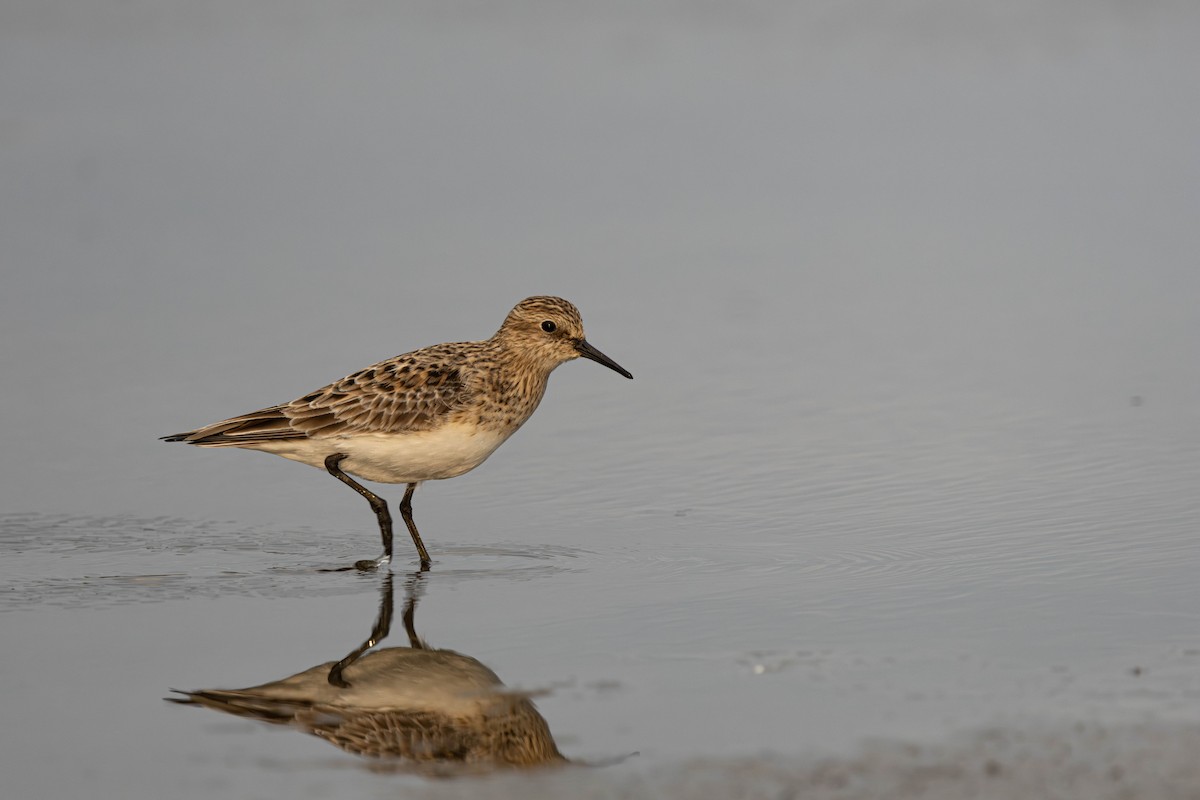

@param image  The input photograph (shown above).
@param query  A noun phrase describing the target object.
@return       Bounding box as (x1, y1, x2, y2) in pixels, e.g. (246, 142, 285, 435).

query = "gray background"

(2, 2, 1199, 798)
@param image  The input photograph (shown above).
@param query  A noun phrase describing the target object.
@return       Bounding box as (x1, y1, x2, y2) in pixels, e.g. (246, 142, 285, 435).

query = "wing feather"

(163, 345, 478, 446)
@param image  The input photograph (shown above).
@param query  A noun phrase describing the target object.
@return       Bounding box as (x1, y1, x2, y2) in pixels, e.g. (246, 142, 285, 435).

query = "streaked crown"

(500, 296, 583, 332)
(494, 296, 588, 369)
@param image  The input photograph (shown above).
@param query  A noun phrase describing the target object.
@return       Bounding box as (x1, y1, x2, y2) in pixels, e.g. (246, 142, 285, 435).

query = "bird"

(162, 296, 632, 569)
(169, 573, 566, 771)
(171, 648, 565, 770)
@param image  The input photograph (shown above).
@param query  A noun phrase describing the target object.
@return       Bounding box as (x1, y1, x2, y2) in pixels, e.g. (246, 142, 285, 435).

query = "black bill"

(575, 339, 633, 379)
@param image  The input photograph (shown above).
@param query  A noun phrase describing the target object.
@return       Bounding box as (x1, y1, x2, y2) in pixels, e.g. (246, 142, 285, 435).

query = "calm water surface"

(2, 1, 1199, 798)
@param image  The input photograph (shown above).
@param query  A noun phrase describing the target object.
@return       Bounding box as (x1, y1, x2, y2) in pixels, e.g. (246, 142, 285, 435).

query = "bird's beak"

(574, 339, 633, 379)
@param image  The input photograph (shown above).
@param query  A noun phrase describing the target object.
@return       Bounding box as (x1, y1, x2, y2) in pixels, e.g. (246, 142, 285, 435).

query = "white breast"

(246, 423, 514, 484)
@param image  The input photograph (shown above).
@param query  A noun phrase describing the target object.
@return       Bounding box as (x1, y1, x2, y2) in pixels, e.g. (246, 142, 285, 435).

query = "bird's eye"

(541, 320, 557, 333)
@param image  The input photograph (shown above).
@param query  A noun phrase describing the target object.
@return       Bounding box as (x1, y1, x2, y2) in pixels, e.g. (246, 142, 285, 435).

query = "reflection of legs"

(399, 482, 431, 567)
(402, 568, 428, 649)
(327, 569, 429, 687)
(324, 453, 392, 569)
(327, 573, 395, 687)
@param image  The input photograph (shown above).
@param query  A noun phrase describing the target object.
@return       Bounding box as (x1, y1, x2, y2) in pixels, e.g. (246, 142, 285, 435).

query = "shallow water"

(3, 1, 1200, 798)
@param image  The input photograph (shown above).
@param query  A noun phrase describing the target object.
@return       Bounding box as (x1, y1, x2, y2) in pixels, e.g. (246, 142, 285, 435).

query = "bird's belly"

(251, 424, 513, 484)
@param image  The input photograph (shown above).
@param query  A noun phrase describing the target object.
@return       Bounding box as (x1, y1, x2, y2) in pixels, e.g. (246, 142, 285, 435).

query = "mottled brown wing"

(163, 346, 476, 446)
(308, 709, 477, 760)
(282, 353, 473, 438)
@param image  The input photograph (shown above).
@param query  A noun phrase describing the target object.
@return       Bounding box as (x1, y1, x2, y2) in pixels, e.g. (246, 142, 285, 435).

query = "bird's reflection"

(170, 572, 566, 773)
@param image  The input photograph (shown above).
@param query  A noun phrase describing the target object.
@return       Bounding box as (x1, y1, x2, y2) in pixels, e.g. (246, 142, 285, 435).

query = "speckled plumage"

(171, 648, 565, 771)
(163, 297, 632, 569)
(170, 572, 567, 771)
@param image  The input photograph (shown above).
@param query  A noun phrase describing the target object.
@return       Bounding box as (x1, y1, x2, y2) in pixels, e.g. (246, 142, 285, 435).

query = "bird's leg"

(399, 482, 432, 568)
(328, 571, 394, 687)
(402, 568, 428, 649)
(324, 453, 393, 570)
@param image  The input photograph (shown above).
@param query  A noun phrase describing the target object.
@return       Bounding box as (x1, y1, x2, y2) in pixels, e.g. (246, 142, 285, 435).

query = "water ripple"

(0, 514, 583, 610)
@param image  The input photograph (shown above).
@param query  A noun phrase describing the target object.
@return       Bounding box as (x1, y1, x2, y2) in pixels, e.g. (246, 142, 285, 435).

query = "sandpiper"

(170, 573, 565, 770)
(163, 296, 632, 569)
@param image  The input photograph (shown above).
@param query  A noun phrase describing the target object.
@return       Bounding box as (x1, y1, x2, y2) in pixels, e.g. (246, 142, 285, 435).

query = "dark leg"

(401, 568, 428, 649)
(328, 572, 394, 687)
(399, 482, 431, 568)
(326, 568, 429, 687)
(324, 453, 393, 570)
